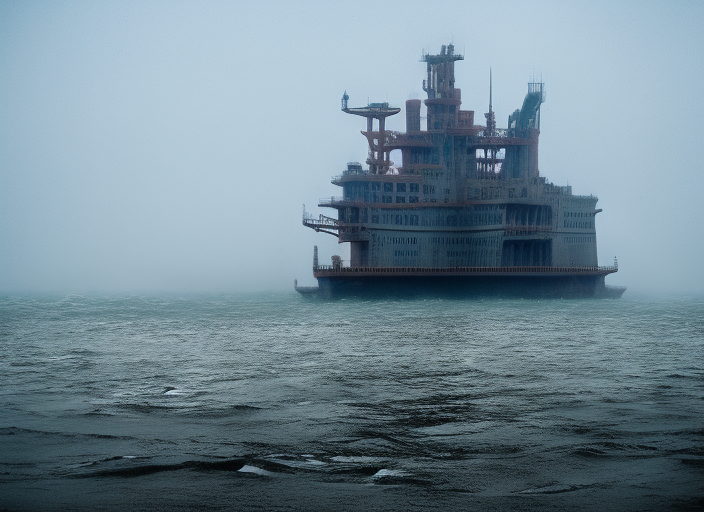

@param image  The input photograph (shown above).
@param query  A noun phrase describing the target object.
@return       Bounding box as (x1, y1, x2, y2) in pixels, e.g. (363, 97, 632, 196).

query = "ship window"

(395, 215, 402, 225)
(382, 195, 392, 203)
(371, 182, 381, 191)
(410, 183, 419, 193)
(396, 183, 406, 193)
(396, 196, 406, 203)
(384, 183, 393, 192)
(371, 215, 379, 223)
(409, 196, 419, 203)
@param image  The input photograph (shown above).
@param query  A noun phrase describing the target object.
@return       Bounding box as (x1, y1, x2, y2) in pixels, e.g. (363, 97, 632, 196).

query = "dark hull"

(301, 274, 625, 299)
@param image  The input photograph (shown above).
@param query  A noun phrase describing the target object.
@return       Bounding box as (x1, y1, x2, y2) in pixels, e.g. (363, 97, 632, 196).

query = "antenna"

(489, 67, 493, 114)
(484, 68, 496, 138)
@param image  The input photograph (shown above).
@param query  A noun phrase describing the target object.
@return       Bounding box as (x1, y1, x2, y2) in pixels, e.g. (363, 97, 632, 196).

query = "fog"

(1, 1, 702, 295)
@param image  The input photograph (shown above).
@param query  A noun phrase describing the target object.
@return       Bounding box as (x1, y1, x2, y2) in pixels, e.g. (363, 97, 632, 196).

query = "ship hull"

(305, 272, 625, 299)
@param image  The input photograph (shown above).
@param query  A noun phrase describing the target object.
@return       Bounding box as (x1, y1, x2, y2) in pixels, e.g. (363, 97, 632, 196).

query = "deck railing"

(313, 265, 618, 275)
(318, 196, 345, 207)
(302, 212, 338, 229)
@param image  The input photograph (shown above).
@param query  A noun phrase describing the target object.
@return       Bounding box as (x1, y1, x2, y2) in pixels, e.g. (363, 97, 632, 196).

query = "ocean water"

(1, 293, 702, 511)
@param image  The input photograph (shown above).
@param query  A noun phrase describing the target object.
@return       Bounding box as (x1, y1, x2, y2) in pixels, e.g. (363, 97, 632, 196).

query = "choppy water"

(1, 294, 703, 511)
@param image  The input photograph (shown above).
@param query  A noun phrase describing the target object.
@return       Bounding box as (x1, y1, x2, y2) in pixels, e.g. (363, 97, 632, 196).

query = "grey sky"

(1, 1, 702, 295)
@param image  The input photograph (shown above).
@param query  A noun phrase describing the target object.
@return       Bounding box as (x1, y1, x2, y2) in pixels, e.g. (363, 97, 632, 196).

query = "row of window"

(375, 182, 420, 193)
(394, 250, 419, 257)
(458, 187, 530, 200)
(381, 236, 418, 245)
(384, 248, 499, 265)
(563, 236, 593, 244)
(563, 221, 593, 229)
(372, 214, 420, 226)
(382, 249, 500, 265)
(428, 237, 498, 247)
(368, 212, 502, 227)
(348, 184, 537, 203)
(440, 213, 503, 227)
(372, 235, 499, 248)
(564, 211, 594, 218)
(380, 195, 420, 204)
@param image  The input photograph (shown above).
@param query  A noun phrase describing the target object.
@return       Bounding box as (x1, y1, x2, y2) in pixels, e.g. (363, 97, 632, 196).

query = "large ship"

(297, 44, 625, 299)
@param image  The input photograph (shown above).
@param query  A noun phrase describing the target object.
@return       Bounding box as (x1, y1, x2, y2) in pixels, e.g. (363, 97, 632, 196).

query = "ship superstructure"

(298, 44, 623, 298)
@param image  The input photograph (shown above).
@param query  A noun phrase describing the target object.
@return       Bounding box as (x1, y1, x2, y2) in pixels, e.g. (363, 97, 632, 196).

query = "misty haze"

(1, 1, 702, 295)
(1, 2, 702, 511)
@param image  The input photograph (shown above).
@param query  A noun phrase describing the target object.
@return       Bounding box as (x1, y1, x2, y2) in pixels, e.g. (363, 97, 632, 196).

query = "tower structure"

(342, 98, 401, 175)
(422, 43, 464, 130)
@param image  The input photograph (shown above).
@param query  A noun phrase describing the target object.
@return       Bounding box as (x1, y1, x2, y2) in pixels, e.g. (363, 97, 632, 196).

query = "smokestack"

(406, 99, 421, 132)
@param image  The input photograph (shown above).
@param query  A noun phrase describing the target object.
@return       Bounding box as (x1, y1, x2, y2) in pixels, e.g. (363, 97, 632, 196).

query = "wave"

(77, 457, 296, 478)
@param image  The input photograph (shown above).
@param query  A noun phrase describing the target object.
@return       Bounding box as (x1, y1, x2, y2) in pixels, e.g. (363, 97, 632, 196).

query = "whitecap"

(372, 469, 408, 478)
(162, 386, 187, 395)
(238, 465, 273, 476)
(164, 389, 187, 396)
